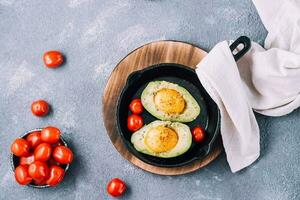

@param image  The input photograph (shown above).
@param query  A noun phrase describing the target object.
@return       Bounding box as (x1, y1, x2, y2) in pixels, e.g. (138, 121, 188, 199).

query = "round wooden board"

(102, 40, 222, 175)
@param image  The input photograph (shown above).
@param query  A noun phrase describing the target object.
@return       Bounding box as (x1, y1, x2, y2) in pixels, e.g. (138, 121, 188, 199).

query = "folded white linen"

(195, 0, 300, 172)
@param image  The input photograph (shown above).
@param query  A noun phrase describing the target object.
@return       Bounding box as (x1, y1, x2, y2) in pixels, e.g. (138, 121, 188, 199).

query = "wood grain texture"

(102, 40, 222, 175)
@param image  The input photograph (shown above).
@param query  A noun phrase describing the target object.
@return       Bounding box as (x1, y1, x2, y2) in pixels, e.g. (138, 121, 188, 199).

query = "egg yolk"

(145, 125, 178, 153)
(153, 88, 185, 114)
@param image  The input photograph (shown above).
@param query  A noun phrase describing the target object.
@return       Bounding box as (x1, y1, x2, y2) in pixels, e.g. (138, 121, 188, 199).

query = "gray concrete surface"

(0, 0, 299, 199)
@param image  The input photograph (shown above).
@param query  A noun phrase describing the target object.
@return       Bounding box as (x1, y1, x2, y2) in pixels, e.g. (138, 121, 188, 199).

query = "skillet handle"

(229, 36, 251, 61)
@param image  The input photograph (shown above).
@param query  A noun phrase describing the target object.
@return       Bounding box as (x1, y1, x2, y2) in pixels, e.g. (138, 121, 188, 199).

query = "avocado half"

(141, 81, 200, 122)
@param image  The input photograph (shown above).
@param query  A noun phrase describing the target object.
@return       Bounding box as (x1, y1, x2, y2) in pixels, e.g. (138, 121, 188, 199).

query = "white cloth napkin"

(196, 0, 300, 172)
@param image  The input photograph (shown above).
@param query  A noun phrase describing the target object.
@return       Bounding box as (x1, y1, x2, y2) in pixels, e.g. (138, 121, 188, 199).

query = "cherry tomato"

(127, 114, 143, 131)
(129, 99, 143, 114)
(33, 178, 47, 186)
(41, 126, 61, 144)
(53, 146, 73, 164)
(48, 158, 61, 166)
(15, 165, 32, 185)
(51, 140, 63, 148)
(31, 100, 50, 117)
(28, 161, 49, 180)
(34, 143, 52, 162)
(46, 165, 65, 186)
(20, 154, 35, 166)
(107, 178, 126, 197)
(43, 51, 64, 68)
(11, 138, 30, 157)
(26, 131, 42, 149)
(192, 126, 206, 142)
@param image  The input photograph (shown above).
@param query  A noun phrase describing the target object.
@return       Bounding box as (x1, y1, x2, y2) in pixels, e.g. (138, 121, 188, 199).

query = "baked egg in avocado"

(131, 120, 192, 158)
(141, 81, 200, 122)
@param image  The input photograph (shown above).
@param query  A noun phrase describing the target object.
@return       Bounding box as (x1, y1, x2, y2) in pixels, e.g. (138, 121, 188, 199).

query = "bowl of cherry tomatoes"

(10, 126, 74, 188)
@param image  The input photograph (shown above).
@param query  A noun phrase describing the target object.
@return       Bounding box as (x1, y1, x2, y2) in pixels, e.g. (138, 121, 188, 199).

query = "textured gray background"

(0, 0, 299, 200)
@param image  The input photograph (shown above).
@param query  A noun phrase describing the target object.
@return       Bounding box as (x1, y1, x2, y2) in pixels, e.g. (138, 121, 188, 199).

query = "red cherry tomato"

(53, 146, 73, 164)
(26, 131, 42, 149)
(48, 158, 61, 166)
(127, 114, 143, 132)
(129, 99, 143, 114)
(33, 178, 47, 186)
(51, 140, 63, 148)
(28, 161, 49, 180)
(15, 165, 32, 185)
(192, 126, 206, 142)
(11, 138, 30, 157)
(31, 100, 50, 117)
(46, 165, 65, 186)
(34, 143, 52, 162)
(43, 51, 64, 68)
(20, 154, 35, 166)
(41, 126, 61, 144)
(107, 178, 126, 197)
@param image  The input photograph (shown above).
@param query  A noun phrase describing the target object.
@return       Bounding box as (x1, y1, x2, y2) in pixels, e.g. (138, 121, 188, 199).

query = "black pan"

(117, 36, 251, 167)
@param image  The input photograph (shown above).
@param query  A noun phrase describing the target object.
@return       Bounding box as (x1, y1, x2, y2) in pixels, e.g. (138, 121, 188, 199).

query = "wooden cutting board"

(102, 40, 222, 175)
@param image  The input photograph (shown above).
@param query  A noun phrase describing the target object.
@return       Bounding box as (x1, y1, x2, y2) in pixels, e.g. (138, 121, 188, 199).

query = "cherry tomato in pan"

(41, 126, 61, 144)
(127, 114, 143, 132)
(31, 100, 50, 117)
(52, 146, 73, 165)
(129, 99, 143, 114)
(15, 165, 32, 185)
(20, 154, 35, 166)
(28, 161, 49, 180)
(107, 178, 126, 197)
(192, 126, 206, 142)
(11, 138, 30, 157)
(26, 131, 42, 149)
(34, 143, 52, 162)
(43, 51, 64, 68)
(46, 165, 65, 186)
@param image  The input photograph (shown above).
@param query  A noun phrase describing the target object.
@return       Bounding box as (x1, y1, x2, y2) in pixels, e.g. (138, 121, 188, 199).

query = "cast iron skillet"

(117, 36, 251, 167)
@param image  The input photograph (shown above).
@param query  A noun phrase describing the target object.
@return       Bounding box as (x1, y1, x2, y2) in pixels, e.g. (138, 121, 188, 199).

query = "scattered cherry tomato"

(11, 138, 30, 157)
(26, 131, 42, 149)
(31, 100, 50, 117)
(46, 165, 65, 186)
(129, 99, 143, 114)
(127, 114, 143, 131)
(28, 161, 49, 180)
(41, 127, 61, 144)
(43, 51, 64, 68)
(107, 178, 126, 197)
(52, 146, 73, 164)
(34, 143, 52, 162)
(192, 126, 206, 142)
(15, 165, 32, 185)
(20, 154, 35, 166)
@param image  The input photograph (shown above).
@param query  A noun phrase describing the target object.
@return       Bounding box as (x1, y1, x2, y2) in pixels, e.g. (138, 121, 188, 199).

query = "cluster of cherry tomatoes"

(11, 126, 74, 187)
(127, 99, 144, 132)
(12, 49, 127, 197)
(10, 51, 72, 187)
